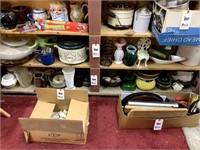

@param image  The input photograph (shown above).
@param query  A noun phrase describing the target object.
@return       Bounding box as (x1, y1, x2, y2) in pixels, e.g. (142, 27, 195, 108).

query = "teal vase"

(123, 45, 137, 66)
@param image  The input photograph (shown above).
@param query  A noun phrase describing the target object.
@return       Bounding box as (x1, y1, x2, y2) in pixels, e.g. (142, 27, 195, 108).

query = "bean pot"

(107, 1, 134, 29)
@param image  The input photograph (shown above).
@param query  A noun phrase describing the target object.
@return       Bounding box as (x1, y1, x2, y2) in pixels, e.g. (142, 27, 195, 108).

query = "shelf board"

(101, 24, 154, 37)
(19, 57, 90, 68)
(1, 85, 192, 96)
(0, 28, 89, 36)
(100, 61, 200, 71)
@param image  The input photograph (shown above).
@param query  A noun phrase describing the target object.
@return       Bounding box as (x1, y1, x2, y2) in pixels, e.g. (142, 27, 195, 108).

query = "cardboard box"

(19, 88, 89, 144)
(117, 91, 200, 129)
(152, 1, 200, 45)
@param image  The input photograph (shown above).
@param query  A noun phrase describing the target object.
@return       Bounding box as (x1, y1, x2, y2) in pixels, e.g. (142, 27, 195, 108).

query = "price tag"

(90, 75, 98, 85)
(57, 89, 65, 100)
(179, 11, 192, 30)
(153, 119, 164, 130)
(92, 44, 100, 58)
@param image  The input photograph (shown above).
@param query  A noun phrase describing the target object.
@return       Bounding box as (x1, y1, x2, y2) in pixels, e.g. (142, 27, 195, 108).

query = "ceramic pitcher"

(69, 2, 88, 23)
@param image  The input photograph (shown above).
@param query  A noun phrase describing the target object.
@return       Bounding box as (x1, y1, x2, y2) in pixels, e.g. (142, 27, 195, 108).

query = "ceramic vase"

(114, 46, 124, 64)
(123, 45, 137, 66)
(114, 38, 126, 64)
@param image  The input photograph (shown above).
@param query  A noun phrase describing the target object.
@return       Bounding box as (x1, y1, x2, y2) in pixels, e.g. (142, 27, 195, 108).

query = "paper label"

(57, 89, 65, 100)
(90, 75, 98, 85)
(179, 11, 192, 30)
(153, 119, 164, 130)
(92, 44, 100, 58)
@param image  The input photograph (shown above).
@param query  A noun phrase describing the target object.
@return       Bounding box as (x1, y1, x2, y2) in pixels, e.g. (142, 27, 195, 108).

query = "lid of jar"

(57, 36, 86, 50)
(109, 2, 134, 10)
(137, 7, 152, 15)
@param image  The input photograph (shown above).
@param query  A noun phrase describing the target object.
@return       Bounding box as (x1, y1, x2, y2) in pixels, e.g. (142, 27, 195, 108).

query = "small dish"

(150, 55, 186, 64)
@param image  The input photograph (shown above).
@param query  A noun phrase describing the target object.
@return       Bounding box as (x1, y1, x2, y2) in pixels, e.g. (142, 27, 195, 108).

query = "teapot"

(27, 8, 47, 22)
(69, 2, 88, 23)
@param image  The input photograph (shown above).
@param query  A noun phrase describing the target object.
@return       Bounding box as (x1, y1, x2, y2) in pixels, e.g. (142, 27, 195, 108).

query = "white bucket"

(62, 68, 75, 89)
(177, 46, 200, 66)
(133, 8, 152, 33)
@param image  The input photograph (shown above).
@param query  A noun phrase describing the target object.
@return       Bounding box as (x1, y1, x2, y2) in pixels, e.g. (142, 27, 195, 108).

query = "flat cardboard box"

(117, 91, 200, 129)
(18, 88, 89, 144)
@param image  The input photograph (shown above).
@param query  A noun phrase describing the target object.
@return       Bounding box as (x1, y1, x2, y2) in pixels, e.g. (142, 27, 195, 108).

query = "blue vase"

(123, 45, 137, 66)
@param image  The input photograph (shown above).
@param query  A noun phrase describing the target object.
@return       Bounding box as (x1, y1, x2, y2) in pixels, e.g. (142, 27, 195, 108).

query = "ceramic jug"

(69, 2, 88, 23)
(27, 8, 47, 22)
(34, 72, 47, 87)
(123, 45, 137, 66)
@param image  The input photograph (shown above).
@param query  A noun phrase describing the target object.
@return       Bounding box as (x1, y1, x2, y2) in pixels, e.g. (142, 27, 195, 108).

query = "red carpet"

(1, 95, 189, 149)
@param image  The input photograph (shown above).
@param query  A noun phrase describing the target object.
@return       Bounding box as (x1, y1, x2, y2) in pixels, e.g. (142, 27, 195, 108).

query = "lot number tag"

(92, 44, 100, 58)
(180, 11, 192, 30)
(57, 89, 65, 100)
(90, 75, 98, 85)
(154, 119, 164, 130)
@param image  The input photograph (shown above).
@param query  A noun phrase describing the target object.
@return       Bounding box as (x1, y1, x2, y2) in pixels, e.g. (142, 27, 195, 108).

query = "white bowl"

(1, 73, 17, 88)
(171, 71, 194, 82)
(150, 55, 186, 64)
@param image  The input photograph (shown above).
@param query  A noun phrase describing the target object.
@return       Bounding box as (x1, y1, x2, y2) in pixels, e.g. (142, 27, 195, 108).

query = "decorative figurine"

(49, 1, 69, 21)
(136, 37, 151, 67)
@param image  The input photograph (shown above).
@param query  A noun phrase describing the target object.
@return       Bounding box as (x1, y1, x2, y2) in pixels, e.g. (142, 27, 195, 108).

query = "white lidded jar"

(133, 7, 152, 33)
(176, 46, 200, 66)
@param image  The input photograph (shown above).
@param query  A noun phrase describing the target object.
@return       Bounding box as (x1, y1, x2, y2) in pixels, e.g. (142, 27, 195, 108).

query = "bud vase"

(114, 38, 126, 64)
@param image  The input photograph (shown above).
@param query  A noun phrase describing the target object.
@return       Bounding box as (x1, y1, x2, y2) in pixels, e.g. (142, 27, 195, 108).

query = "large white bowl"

(150, 55, 186, 64)
(0, 43, 34, 60)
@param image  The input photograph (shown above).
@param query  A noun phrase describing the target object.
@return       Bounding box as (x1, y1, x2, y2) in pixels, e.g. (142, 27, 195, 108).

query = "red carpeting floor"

(1, 95, 189, 149)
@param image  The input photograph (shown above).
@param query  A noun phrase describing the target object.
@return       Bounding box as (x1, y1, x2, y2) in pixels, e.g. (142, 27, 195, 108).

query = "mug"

(27, 8, 47, 22)
(11, 6, 28, 24)
(36, 47, 55, 65)
(34, 72, 47, 87)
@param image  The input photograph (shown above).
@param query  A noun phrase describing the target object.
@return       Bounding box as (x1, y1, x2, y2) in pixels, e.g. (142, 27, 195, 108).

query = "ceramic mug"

(36, 47, 55, 65)
(11, 6, 28, 24)
(27, 8, 47, 22)
(34, 72, 47, 87)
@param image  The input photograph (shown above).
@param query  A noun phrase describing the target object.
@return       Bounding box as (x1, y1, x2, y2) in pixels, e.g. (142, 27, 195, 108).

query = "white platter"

(150, 55, 186, 64)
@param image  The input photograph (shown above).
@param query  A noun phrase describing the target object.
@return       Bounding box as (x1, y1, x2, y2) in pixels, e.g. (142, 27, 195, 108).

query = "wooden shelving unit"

(1, 0, 199, 95)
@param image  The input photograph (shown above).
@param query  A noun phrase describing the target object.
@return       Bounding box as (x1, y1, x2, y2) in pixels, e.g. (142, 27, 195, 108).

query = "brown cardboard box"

(18, 88, 89, 144)
(117, 92, 200, 129)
